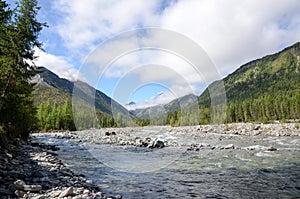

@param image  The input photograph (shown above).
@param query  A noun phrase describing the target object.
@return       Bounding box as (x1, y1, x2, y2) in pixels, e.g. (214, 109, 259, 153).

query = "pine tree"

(0, 0, 46, 140)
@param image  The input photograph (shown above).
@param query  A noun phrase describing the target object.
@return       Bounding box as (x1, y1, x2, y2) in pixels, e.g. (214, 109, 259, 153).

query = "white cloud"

(125, 91, 177, 110)
(83, 30, 211, 96)
(160, 0, 300, 76)
(53, 0, 162, 52)
(34, 49, 82, 81)
(51, 0, 300, 77)
(42, 0, 300, 108)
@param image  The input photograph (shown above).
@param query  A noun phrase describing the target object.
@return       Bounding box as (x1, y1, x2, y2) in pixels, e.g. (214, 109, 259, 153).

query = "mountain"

(32, 67, 135, 128)
(32, 68, 74, 106)
(197, 42, 300, 106)
(130, 43, 300, 121)
(184, 41, 300, 124)
(126, 101, 136, 106)
(146, 42, 300, 126)
(130, 94, 197, 118)
(33, 42, 300, 128)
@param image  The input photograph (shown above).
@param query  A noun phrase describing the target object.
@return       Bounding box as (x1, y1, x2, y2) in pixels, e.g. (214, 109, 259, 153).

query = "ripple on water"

(32, 133, 300, 198)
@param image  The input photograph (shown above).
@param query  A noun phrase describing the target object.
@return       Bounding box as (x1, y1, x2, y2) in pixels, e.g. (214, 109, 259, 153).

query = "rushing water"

(33, 130, 300, 199)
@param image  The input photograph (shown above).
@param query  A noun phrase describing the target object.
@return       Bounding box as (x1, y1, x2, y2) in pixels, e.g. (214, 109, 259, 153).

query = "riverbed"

(32, 125, 300, 198)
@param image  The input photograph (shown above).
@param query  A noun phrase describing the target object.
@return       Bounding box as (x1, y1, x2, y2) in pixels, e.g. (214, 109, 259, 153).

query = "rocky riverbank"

(37, 122, 300, 149)
(2, 122, 298, 198)
(0, 141, 122, 199)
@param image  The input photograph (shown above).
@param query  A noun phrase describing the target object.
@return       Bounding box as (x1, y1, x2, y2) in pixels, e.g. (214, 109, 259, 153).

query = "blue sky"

(7, 0, 300, 109)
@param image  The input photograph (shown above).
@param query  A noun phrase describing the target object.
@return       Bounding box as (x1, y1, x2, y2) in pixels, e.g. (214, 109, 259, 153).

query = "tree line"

(133, 91, 300, 127)
(34, 90, 300, 132)
(36, 101, 75, 131)
(36, 100, 119, 131)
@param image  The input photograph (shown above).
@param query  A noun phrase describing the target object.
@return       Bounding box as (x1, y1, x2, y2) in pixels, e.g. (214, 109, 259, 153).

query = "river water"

(33, 129, 300, 198)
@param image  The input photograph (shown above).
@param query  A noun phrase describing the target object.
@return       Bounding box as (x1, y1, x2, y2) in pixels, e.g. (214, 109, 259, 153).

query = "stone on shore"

(59, 186, 73, 198)
(153, 139, 165, 148)
(144, 138, 165, 148)
(12, 179, 26, 190)
(223, 144, 235, 149)
(23, 184, 42, 192)
(267, 147, 278, 151)
(0, 141, 117, 199)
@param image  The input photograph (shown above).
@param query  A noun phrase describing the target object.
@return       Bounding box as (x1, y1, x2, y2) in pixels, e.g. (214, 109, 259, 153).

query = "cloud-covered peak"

(125, 91, 176, 111)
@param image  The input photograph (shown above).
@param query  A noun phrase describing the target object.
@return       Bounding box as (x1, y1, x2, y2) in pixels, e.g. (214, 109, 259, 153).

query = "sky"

(7, 0, 300, 109)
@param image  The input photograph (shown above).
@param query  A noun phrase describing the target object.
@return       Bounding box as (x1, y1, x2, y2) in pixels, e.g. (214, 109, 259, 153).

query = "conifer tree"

(0, 0, 45, 140)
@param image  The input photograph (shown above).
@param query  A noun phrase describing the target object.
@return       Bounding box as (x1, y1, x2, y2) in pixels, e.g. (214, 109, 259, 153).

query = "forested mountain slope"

(198, 42, 300, 106)
(32, 67, 135, 130)
(149, 42, 300, 126)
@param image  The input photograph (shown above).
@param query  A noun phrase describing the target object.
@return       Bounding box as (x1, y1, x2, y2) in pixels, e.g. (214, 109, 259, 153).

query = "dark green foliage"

(0, 0, 45, 144)
(33, 83, 71, 107)
(36, 100, 76, 131)
(225, 92, 300, 123)
(135, 91, 300, 126)
(36, 99, 120, 131)
(97, 111, 118, 128)
(223, 44, 300, 102)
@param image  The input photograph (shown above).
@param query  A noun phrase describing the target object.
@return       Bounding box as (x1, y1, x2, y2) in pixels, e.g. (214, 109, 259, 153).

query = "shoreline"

(36, 122, 299, 148)
(38, 122, 300, 136)
(0, 141, 121, 199)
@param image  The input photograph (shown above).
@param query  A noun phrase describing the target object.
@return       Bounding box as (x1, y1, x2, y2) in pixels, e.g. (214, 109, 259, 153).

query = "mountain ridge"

(197, 42, 300, 106)
(33, 67, 135, 129)
(130, 93, 197, 118)
(147, 42, 300, 126)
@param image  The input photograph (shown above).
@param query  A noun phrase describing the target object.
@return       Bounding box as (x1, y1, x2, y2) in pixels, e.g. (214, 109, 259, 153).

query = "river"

(32, 128, 300, 198)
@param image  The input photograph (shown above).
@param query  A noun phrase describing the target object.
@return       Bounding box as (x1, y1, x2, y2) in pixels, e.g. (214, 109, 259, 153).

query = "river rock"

(135, 138, 143, 147)
(221, 144, 235, 149)
(82, 189, 90, 194)
(267, 147, 277, 151)
(153, 140, 165, 148)
(59, 186, 73, 198)
(49, 190, 61, 197)
(12, 179, 26, 190)
(14, 190, 26, 198)
(5, 152, 13, 158)
(253, 125, 261, 130)
(11, 179, 42, 192)
(23, 184, 42, 192)
(143, 137, 152, 147)
(31, 195, 47, 199)
(107, 195, 122, 199)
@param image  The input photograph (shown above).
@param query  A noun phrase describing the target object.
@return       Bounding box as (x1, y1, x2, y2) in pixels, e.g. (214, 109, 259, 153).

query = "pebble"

(223, 144, 235, 149)
(59, 186, 73, 198)
(267, 147, 278, 151)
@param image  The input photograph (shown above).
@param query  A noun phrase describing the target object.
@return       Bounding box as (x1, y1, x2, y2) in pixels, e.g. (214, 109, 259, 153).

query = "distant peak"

(126, 101, 136, 106)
